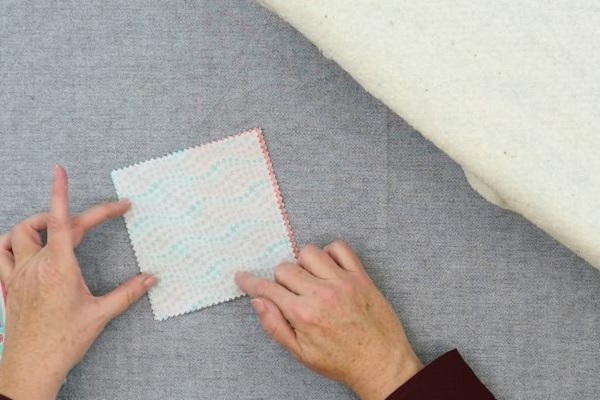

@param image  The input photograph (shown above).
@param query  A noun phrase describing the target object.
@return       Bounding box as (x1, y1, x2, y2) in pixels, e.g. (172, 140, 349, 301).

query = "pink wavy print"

(198, 127, 298, 258)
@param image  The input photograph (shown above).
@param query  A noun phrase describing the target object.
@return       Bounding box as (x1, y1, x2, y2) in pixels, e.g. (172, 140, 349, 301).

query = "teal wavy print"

(127, 179, 271, 236)
(200, 238, 291, 280)
(129, 201, 204, 230)
(129, 175, 270, 209)
(126, 157, 264, 201)
(159, 238, 291, 289)
(140, 219, 282, 261)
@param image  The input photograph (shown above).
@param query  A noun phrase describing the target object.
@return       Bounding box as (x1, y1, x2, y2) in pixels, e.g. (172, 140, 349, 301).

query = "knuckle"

(316, 286, 338, 303)
(263, 320, 279, 338)
(274, 264, 288, 280)
(15, 223, 42, 245)
(125, 288, 137, 306)
(46, 215, 64, 231)
(255, 281, 271, 297)
(298, 244, 317, 262)
(295, 307, 318, 325)
(10, 222, 25, 235)
(261, 316, 279, 338)
(0, 249, 14, 263)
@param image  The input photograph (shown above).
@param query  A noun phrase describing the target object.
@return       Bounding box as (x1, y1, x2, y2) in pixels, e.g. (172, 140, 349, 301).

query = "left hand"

(0, 166, 157, 400)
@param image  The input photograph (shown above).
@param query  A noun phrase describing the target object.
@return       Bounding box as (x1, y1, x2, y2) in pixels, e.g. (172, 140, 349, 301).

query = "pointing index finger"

(48, 165, 72, 249)
(235, 271, 297, 318)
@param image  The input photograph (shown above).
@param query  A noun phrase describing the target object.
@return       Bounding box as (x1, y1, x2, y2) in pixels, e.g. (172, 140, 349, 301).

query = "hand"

(0, 165, 157, 400)
(235, 241, 422, 400)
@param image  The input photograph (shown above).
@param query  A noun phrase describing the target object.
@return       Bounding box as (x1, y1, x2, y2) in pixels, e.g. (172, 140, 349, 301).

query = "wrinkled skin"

(0, 166, 157, 400)
(236, 241, 422, 400)
(0, 166, 421, 400)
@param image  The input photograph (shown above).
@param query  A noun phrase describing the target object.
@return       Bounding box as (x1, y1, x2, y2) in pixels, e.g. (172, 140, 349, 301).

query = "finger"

(10, 213, 48, 264)
(48, 165, 73, 251)
(0, 233, 14, 283)
(297, 244, 342, 279)
(251, 297, 300, 356)
(98, 273, 157, 321)
(0, 232, 12, 252)
(0, 251, 13, 283)
(235, 271, 297, 315)
(274, 262, 321, 295)
(323, 240, 365, 273)
(72, 200, 131, 245)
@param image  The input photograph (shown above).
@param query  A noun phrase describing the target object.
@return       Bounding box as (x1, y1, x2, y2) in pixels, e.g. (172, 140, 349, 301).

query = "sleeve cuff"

(386, 349, 496, 400)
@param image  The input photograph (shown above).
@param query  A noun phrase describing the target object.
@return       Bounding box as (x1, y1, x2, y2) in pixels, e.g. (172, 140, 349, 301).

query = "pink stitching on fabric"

(254, 129, 299, 259)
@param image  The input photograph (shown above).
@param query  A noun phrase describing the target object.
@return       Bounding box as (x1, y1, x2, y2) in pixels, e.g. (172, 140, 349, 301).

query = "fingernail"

(119, 198, 131, 204)
(251, 298, 266, 314)
(143, 275, 158, 288)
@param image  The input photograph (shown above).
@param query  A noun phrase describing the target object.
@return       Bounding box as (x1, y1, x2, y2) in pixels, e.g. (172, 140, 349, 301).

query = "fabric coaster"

(111, 128, 296, 320)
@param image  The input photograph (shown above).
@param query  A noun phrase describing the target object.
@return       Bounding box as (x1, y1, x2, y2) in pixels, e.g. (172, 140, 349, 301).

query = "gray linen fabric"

(0, 1, 598, 399)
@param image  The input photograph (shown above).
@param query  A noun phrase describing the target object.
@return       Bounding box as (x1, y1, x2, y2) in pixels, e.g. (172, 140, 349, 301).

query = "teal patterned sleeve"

(0, 282, 5, 360)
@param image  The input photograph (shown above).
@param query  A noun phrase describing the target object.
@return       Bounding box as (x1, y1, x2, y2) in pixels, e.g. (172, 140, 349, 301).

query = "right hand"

(236, 241, 422, 400)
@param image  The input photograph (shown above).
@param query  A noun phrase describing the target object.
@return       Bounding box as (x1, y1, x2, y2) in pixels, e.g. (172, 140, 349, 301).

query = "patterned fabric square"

(111, 129, 296, 320)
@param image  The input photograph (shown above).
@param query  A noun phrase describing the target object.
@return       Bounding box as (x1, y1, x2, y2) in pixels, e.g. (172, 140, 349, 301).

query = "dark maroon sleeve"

(0, 395, 11, 400)
(386, 349, 495, 400)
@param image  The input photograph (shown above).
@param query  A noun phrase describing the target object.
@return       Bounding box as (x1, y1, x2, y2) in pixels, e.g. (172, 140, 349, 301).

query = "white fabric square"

(111, 129, 296, 320)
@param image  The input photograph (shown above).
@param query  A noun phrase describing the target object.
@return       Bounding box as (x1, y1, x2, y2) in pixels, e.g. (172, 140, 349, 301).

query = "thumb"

(99, 273, 158, 321)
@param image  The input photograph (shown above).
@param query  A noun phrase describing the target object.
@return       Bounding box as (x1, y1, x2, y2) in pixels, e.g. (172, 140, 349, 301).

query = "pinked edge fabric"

(111, 128, 298, 320)
(254, 129, 298, 258)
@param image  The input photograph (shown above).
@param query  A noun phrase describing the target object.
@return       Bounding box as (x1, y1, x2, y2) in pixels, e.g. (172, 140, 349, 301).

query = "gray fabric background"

(1, 1, 598, 399)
